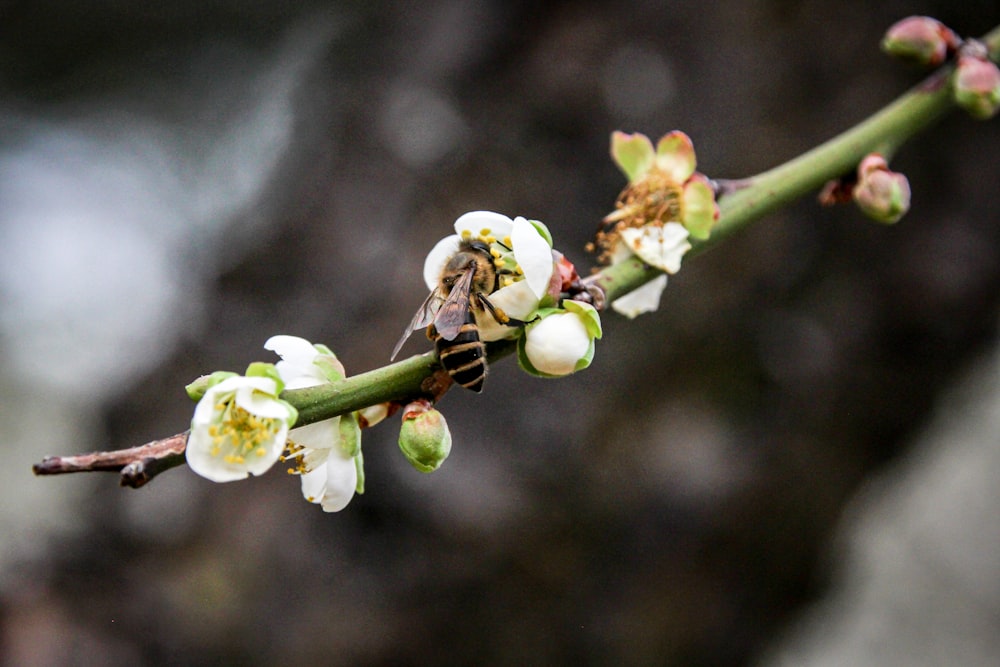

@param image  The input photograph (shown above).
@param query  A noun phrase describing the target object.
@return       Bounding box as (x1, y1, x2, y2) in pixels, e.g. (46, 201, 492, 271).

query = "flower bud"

(398, 400, 452, 473)
(519, 301, 602, 377)
(852, 154, 911, 224)
(881, 16, 957, 67)
(953, 48, 1000, 120)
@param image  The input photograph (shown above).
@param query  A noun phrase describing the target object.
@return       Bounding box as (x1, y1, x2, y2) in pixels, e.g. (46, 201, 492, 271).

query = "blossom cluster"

(184, 210, 605, 510)
(186, 335, 373, 512)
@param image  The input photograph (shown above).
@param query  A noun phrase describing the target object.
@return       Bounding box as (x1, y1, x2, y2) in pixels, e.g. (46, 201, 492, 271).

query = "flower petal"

(234, 382, 295, 421)
(611, 274, 668, 318)
(300, 454, 358, 512)
(511, 216, 554, 299)
(289, 418, 340, 456)
(453, 210, 514, 241)
(680, 175, 720, 240)
(265, 335, 336, 388)
(477, 280, 539, 341)
(611, 131, 655, 183)
(654, 131, 696, 182)
(423, 235, 461, 291)
(619, 223, 691, 274)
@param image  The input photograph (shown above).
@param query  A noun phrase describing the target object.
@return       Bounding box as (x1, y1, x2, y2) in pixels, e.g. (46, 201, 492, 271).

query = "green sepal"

(185, 370, 237, 401)
(528, 219, 554, 247)
(574, 339, 597, 372)
(313, 355, 345, 383)
(562, 300, 603, 339)
(338, 412, 361, 458)
(244, 362, 285, 394)
(313, 342, 335, 356)
(354, 448, 365, 495)
(280, 400, 299, 428)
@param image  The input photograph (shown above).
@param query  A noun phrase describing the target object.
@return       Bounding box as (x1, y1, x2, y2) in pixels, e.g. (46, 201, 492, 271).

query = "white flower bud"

(521, 301, 601, 377)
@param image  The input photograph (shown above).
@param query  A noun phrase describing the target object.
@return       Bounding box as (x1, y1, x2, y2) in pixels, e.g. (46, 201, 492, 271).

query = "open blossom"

(594, 131, 715, 317)
(186, 372, 297, 483)
(605, 130, 719, 241)
(423, 210, 555, 341)
(265, 335, 363, 512)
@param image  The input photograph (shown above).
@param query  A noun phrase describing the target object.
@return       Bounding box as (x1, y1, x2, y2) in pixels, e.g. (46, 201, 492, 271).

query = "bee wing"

(391, 289, 443, 360)
(433, 266, 476, 341)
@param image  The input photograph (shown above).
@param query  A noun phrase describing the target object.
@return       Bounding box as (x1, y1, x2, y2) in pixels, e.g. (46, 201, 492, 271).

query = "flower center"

(591, 167, 684, 264)
(207, 401, 281, 465)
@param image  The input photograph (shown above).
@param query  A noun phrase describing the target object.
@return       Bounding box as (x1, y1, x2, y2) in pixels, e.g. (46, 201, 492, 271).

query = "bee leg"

(477, 293, 539, 328)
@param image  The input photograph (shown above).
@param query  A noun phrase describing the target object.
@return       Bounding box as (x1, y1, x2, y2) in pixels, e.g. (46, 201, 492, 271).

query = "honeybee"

(391, 239, 528, 392)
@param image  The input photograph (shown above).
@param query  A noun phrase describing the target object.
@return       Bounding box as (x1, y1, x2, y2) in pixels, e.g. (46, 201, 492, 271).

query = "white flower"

(423, 211, 555, 341)
(187, 374, 295, 483)
(265, 335, 362, 512)
(609, 221, 690, 318)
(520, 301, 602, 377)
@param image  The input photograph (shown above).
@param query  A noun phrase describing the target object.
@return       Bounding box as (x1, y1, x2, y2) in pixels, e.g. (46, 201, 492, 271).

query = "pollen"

(596, 167, 684, 265)
(479, 227, 492, 237)
(460, 229, 472, 239)
(503, 235, 512, 247)
(205, 400, 282, 466)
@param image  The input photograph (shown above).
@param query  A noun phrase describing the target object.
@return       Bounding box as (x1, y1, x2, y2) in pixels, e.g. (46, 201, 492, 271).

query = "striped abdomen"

(432, 312, 487, 392)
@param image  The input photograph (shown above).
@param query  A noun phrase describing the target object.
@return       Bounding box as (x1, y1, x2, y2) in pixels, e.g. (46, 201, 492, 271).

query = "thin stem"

(589, 24, 1000, 305)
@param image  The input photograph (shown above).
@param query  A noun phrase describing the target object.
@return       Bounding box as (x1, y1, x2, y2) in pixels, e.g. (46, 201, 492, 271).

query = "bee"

(391, 239, 529, 392)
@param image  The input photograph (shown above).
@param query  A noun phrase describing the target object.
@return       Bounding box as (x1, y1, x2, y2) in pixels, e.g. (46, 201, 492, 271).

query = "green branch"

(589, 23, 1000, 305)
(33, 21, 1000, 485)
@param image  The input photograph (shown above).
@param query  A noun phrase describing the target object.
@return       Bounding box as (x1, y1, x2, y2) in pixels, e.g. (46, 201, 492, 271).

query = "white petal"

(265, 335, 326, 387)
(299, 453, 358, 512)
(423, 235, 460, 291)
(242, 423, 289, 477)
(318, 454, 358, 512)
(299, 464, 328, 503)
(192, 375, 280, 424)
(524, 312, 592, 376)
(289, 418, 339, 455)
(611, 274, 668, 318)
(477, 280, 539, 342)
(453, 210, 514, 240)
(233, 382, 293, 421)
(619, 223, 691, 274)
(511, 217, 554, 298)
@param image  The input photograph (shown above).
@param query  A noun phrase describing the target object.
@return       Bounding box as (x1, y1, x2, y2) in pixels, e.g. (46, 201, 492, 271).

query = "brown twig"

(32, 432, 189, 488)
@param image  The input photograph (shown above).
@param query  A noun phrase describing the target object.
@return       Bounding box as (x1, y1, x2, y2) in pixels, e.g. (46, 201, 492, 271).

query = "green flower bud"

(398, 400, 452, 473)
(881, 16, 957, 67)
(953, 47, 1000, 120)
(853, 154, 911, 224)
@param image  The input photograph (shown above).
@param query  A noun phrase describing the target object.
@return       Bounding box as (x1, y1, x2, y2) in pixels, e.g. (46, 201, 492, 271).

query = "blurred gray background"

(2, 1, 1000, 665)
